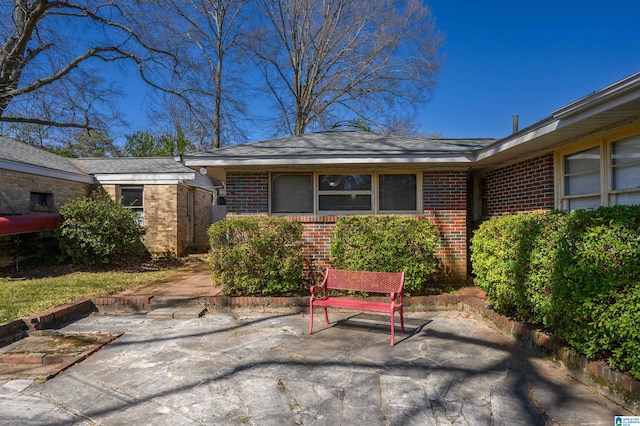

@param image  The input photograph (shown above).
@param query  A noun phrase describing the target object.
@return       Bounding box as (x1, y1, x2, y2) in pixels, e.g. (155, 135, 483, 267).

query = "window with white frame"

(318, 174, 372, 212)
(120, 187, 144, 225)
(562, 146, 601, 211)
(610, 135, 640, 206)
(270, 172, 419, 214)
(559, 134, 640, 210)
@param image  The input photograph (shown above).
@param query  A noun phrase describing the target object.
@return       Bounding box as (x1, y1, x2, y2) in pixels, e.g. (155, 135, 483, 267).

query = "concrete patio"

(0, 308, 632, 425)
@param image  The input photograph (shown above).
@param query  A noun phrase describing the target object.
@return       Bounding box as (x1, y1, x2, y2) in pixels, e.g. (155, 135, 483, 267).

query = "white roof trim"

(474, 120, 560, 162)
(0, 159, 97, 184)
(93, 172, 196, 185)
(553, 72, 640, 119)
(185, 154, 475, 167)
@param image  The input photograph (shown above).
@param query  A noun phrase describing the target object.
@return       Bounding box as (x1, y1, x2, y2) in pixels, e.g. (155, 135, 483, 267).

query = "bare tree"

(0, 1, 175, 139)
(153, 0, 251, 148)
(250, 0, 443, 136)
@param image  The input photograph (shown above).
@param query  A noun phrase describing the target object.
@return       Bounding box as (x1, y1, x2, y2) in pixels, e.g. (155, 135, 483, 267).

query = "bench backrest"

(323, 268, 404, 294)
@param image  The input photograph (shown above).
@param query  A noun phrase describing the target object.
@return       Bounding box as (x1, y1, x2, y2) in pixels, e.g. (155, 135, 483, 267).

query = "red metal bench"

(308, 268, 405, 346)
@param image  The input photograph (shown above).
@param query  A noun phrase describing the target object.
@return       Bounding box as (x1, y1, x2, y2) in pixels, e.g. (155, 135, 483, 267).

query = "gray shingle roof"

(0, 136, 87, 175)
(71, 157, 192, 174)
(188, 131, 496, 159)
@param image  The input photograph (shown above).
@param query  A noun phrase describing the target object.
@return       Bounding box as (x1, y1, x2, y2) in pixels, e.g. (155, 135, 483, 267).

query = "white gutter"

(0, 159, 97, 184)
(93, 172, 196, 185)
(184, 154, 475, 167)
(553, 72, 640, 119)
(475, 72, 640, 163)
(474, 118, 560, 162)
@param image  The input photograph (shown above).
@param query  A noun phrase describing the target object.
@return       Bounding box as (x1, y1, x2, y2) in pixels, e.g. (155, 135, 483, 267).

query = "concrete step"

(147, 307, 207, 319)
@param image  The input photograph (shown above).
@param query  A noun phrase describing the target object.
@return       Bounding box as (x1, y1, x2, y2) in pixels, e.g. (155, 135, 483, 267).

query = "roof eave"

(553, 72, 640, 119)
(474, 72, 640, 165)
(93, 172, 196, 184)
(183, 154, 476, 167)
(0, 159, 97, 184)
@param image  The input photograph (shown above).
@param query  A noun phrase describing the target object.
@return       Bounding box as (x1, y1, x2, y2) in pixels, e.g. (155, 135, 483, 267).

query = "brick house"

(0, 137, 217, 267)
(181, 72, 640, 282)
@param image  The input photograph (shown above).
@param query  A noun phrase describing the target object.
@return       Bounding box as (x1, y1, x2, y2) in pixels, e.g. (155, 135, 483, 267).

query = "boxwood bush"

(330, 215, 439, 295)
(58, 189, 147, 266)
(208, 216, 304, 296)
(471, 206, 640, 379)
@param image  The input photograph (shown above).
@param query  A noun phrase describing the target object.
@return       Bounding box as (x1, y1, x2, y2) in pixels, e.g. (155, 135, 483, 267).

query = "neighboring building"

(73, 157, 217, 256)
(0, 137, 218, 267)
(181, 72, 640, 282)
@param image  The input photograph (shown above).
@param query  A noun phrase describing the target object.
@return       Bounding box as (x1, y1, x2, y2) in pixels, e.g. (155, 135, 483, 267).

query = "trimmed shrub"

(471, 206, 640, 379)
(330, 215, 439, 295)
(58, 189, 147, 266)
(208, 216, 304, 296)
(547, 207, 640, 362)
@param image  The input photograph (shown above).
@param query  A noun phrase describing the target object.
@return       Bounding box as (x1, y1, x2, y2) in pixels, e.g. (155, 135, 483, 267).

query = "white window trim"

(555, 131, 640, 210)
(119, 186, 145, 226)
(269, 171, 422, 215)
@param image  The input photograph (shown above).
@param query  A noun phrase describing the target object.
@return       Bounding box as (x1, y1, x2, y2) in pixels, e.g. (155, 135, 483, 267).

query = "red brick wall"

(423, 171, 468, 281)
(485, 154, 555, 215)
(226, 171, 269, 214)
(290, 216, 337, 270)
(224, 170, 471, 282)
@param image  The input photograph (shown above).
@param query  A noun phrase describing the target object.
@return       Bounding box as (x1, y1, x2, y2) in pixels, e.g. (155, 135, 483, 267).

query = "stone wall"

(0, 169, 91, 214)
(103, 184, 212, 256)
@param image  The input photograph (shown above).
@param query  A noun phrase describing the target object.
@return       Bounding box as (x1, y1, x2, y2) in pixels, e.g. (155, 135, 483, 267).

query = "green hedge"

(330, 215, 439, 295)
(208, 216, 304, 296)
(471, 206, 640, 379)
(58, 189, 147, 266)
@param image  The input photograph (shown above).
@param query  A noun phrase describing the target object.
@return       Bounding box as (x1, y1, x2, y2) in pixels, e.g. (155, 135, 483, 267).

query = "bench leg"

(390, 312, 395, 346)
(400, 307, 405, 335)
(308, 303, 314, 334)
(323, 307, 329, 325)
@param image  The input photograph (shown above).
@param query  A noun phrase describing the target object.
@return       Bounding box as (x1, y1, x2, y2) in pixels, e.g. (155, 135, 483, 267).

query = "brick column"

(423, 171, 468, 282)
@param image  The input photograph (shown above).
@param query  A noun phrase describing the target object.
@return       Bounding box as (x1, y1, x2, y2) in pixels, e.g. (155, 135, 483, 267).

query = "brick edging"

(27, 299, 97, 330)
(1, 292, 638, 413)
(460, 295, 640, 413)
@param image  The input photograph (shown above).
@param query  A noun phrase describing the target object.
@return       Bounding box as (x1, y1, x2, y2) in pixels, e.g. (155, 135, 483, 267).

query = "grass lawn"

(0, 267, 184, 323)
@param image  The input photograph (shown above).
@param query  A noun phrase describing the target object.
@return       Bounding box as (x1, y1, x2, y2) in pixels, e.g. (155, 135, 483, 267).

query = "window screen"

(612, 136, 640, 191)
(271, 173, 313, 213)
(379, 174, 417, 211)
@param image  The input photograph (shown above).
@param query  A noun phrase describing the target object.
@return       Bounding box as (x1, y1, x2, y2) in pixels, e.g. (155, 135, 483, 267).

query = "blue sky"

(114, 1, 640, 142)
(419, 0, 640, 138)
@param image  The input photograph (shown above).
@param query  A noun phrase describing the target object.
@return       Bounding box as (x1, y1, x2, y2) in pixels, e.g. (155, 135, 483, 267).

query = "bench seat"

(308, 268, 405, 346)
(311, 297, 397, 314)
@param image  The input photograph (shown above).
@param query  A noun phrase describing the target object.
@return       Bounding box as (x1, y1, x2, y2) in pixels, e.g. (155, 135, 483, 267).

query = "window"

(379, 174, 417, 211)
(558, 134, 640, 210)
(270, 172, 420, 214)
(472, 175, 488, 221)
(562, 146, 601, 210)
(120, 187, 144, 225)
(271, 173, 313, 213)
(610, 135, 640, 206)
(30, 192, 54, 212)
(318, 174, 372, 212)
